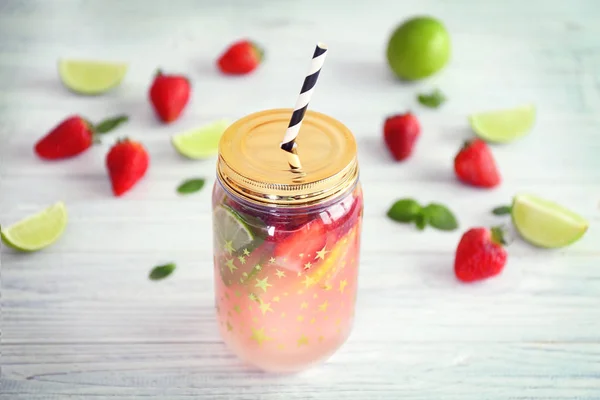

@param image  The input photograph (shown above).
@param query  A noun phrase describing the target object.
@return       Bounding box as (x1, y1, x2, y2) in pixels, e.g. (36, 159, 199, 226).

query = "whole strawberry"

(35, 115, 128, 160)
(383, 112, 421, 161)
(217, 40, 263, 75)
(106, 138, 149, 197)
(149, 70, 191, 123)
(454, 139, 501, 188)
(454, 226, 508, 283)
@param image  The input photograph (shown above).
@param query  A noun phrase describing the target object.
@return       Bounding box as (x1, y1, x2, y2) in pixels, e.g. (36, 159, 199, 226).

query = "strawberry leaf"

(387, 199, 422, 222)
(422, 203, 458, 231)
(417, 89, 446, 109)
(94, 115, 129, 134)
(492, 205, 512, 215)
(149, 263, 176, 281)
(177, 178, 205, 194)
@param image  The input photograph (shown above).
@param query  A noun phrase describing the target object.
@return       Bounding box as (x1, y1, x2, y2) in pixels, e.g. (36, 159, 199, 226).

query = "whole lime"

(386, 16, 451, 81)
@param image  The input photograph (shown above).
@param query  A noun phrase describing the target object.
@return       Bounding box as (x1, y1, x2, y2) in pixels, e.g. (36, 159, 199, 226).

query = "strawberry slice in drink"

(273, 220, 326, 273)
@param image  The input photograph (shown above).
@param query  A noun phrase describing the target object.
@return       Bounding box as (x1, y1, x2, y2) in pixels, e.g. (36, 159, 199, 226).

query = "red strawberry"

(454, 226, 508, 283)
(383, 112, 421, 161)
(454, 139, 501, 188)
(149, 70, 191, 123)
(273, 220, 326, 273)
(106, 138, 149, 196)
(34, 115, 128, 160)
(217, 40, 263, 75)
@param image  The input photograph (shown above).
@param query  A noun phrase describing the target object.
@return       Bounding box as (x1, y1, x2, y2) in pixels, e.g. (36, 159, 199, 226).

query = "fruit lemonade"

(212, 109, 363, 372)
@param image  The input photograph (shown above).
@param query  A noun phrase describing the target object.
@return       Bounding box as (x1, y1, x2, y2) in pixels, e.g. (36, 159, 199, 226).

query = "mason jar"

(212, 108, 363, 373)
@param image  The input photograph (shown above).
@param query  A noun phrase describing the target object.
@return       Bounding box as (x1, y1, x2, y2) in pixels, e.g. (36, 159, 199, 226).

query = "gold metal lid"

(217, 108, 358, 206)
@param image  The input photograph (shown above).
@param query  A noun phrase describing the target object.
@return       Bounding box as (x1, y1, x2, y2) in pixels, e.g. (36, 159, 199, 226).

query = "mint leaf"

(177, 178, 205, 194)
(387, 199, 422, 222)
(94, 115, 129, 134)
(414, 213, 428, 230)
(417, 89, 446, 109)
(149, 263, 176, 280)
(492, 205, 512, 216)
(422, 203, 458, 231)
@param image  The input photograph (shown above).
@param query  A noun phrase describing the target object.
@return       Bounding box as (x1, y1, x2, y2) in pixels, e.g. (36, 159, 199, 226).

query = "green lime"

(386, 16, 451, 81)
(213, 204, 255, 253)
(171, 120, 231, 159)
(511, 194, 588, 248)
(1, 202, 68, 252)
(469, 104, 536, 143)
(58, 59, 128, 95)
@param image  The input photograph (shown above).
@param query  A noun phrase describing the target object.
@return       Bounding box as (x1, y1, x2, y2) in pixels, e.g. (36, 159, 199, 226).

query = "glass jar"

(212, 108, 363, 373)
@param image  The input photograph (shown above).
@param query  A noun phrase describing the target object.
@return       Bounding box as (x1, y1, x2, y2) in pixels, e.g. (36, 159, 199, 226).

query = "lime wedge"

(469, 104, 536, 143)
(1, 202, 68, 252)
(58, 59, 128, 95)
(171, 120, 231, 159)
(511, 194, 588, 248)
(213, 204, 255, 254)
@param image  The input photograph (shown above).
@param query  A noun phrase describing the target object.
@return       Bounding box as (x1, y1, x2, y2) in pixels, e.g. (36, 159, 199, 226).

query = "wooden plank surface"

(1, 0, 599, 398)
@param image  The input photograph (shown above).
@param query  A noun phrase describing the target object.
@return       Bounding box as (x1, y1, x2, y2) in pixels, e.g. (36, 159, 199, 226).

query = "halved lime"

(213, 204, 255, 253)
(172, 120, 231, 159)
(511, 194, 588, 248)
(469, 104, 536, 143)
(1, 202, 68, 252)
(58, 59, 128, 95)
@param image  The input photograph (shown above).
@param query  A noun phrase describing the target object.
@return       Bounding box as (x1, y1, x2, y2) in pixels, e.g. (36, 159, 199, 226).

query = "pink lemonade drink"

(212, 109, 363, 372)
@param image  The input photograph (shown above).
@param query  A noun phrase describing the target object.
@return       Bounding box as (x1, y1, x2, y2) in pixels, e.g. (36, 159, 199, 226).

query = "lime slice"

(58, 59, 128, 95)
(469, 104, 536, 143)
(171, 120, 231, 159)
(511, 194, 588, 248)
(1, 202, 68, 252)
(213, 204, 255, 253)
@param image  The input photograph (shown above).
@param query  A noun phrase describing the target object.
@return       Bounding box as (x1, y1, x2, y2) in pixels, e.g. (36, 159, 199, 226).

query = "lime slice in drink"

(172, 120, 231, 159)
(511, 194, 588, 248)
(58, 59, 128, 95)
(1, 202, 68, 252)
(469, 104, 536, 143)
(214, 205, 255, 254)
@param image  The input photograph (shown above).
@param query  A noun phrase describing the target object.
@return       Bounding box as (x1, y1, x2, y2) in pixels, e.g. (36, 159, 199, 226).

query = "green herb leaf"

(149, 263, 176, 281)
(177, 178, 205, 194)
(387, 199, 422, 222)
(492, 205, 512, 216)
(414, 213, 428, 230)
(417, 89, 446, 109)
(94, 115, 129, 134)
(422, 203, 458, 231)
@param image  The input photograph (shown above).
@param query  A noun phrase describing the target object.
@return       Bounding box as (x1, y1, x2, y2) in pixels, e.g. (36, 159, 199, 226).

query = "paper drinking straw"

(280, 43, 328, 168)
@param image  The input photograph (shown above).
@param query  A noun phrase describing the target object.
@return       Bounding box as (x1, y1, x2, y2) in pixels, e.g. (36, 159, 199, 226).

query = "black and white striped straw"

(280, 43, 328, 166)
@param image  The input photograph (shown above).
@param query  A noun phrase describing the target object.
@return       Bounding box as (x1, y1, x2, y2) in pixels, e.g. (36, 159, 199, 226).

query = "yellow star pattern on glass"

(300, 301, 308, 309)
(281, 312, 286, 318)
(255, 277, 272, 293)
(297, 315, 304, 322)
(275, 269, 285, 278)
(304, 262, 312, 270)
(254, 264, 261, 271)
(315, 246, 329, 260)
(297, 271, 303, 277)
(250, 327, 272, 347)
(238, 255, 246, 264)
(318, 300, 329, 312)
(243, 248, 250, 256)
(297, 335, 309, 347)
(258, 301, 274, 315)
(227, 321, 233, 332)
(223, 240, 234, 255)
(323, 283, 333, 291)
(249, 293, 258, 302)
(225, 258, 237, 273)
(233, 305, 241, 314)
(273, 296, 280, 302)
(269, 257, 276, 264)
(310, 318, 316, 324)
(318, 335, 324, 343)
(339, 279, 348, 293)
(301, 275, 315, 288)
(299, 253, 304, 258)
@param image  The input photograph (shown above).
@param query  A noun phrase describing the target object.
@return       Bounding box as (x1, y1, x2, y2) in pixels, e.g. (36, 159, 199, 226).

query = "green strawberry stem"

(94, 115, 129, 134)
(491, 225, 509, 246)
(492, 205, 512, 216)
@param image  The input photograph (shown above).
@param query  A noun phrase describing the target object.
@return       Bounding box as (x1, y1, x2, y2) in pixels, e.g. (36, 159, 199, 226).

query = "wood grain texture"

(1, 0, 600, 398)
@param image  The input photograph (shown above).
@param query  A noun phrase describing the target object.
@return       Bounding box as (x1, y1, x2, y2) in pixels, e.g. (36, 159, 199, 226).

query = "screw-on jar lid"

(217, 108, 358, 206)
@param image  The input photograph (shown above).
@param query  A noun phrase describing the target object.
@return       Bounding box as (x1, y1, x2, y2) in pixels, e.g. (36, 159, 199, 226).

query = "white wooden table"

(1, 1, 599, 398)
